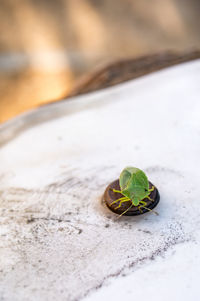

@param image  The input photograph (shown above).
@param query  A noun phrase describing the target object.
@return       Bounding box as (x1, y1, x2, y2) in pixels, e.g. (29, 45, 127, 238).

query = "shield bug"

(110, 167, 157, 216)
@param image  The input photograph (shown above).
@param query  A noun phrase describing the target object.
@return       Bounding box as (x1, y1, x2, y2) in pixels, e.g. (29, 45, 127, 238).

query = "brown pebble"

(104, 179, 160, 216)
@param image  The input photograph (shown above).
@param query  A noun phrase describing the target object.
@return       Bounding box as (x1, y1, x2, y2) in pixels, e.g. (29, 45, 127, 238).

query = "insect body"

(111, 167, 155, 215)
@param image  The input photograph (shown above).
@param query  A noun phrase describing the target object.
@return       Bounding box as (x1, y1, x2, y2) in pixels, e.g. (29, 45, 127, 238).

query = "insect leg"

(146, 196, 154, 202)
(138, 206, 143, 214)
(138, 200, 147, 213)
(138, 205, 158, 216)
(114, 198, 131, 209)
(110, 196, 129, 206)
(139, 200, 147, 206)
(117, 204, 133, 218)
(112, 189, 123, 194)
(148, 186, 155, 192)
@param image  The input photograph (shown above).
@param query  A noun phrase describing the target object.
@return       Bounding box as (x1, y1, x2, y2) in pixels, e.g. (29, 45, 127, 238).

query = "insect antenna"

(116, 204, 133, 219)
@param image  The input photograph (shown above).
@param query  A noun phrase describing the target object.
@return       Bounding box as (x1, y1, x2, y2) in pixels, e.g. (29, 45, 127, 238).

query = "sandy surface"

(0, 60, 200, 300)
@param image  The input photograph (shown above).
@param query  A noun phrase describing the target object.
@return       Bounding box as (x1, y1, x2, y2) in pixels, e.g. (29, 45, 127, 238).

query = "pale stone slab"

(0, 60, 200, 301)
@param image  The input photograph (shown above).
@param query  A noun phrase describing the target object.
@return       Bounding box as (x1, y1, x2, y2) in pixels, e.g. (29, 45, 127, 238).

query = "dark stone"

(104, 179, 160, 216)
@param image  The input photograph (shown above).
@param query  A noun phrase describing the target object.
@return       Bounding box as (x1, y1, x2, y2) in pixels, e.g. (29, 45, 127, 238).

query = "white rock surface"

(0, 60, 200, 301)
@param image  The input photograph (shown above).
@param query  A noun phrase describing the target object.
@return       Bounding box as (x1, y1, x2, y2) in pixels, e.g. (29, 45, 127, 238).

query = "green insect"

(111, 167, 155, 215)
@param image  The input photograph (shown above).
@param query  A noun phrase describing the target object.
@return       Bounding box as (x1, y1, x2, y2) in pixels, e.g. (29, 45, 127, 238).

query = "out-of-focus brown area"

(68, 50, 200, 97)
(0, 0, 200, 122)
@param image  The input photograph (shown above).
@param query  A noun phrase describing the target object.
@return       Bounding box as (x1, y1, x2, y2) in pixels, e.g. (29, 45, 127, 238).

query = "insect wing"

(119, 167, 149, 201)
(119, 167, 139, 190)
(134, 170, 149, 191)
(119, 168, 131, 190)
(122, 169, 149, 200)
(125, 173, 143, 199)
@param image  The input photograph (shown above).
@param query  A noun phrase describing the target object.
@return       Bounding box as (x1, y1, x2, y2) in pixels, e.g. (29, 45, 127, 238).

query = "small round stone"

(104, 179, 160, 216)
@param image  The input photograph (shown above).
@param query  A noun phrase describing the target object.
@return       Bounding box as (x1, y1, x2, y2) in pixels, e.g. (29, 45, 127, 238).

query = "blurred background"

(0, 0, 200, 122)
